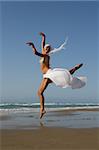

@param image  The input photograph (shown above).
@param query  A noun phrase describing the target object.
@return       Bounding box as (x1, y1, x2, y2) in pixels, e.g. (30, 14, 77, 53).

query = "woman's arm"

(39, 32, 46, 53)
(26, 42, 45, 57)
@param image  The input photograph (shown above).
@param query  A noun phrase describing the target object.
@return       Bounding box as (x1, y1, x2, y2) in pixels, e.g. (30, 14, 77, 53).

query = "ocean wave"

(0, 102, 99, 115)
(0, 102, 99, 109)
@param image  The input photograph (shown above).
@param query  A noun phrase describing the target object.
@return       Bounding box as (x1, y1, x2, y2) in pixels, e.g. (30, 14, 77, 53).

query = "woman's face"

(45, 46, 51, 54)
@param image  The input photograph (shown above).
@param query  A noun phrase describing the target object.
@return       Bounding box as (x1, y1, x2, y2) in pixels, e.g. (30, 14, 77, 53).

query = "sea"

(0, 101, 99, 129)
(0, 102, 99, 114)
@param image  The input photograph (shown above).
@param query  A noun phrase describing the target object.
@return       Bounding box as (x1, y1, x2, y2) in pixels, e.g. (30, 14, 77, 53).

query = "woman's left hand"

(39, 32, 45, 37)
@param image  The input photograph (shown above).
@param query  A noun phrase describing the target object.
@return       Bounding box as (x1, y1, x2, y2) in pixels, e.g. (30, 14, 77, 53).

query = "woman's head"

(44, 44, 51, 54)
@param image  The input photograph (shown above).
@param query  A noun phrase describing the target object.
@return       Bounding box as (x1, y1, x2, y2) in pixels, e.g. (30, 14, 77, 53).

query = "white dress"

(42, 39, 87, 89)
(43, 68, 87, 89)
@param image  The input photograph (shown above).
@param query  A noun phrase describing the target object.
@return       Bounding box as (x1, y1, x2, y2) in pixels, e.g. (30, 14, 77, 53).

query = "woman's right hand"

(26, 42, 34, 47)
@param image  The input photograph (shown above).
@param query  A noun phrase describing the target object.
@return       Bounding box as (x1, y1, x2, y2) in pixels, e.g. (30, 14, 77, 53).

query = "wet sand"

(0, 108, 99, 150)
(0, 128, 99, 150)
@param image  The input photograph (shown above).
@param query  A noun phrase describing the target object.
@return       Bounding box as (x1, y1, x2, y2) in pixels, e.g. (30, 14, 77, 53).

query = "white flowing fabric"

(48, 37, 68, 55)
(43, 68, 87, 89)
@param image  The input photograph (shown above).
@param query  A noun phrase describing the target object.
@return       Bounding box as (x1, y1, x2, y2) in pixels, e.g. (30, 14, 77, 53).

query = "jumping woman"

(26, 32, 86, 119)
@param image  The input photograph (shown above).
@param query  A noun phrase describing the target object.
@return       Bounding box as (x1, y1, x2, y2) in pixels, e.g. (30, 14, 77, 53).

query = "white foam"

(0, 106, 99, 116)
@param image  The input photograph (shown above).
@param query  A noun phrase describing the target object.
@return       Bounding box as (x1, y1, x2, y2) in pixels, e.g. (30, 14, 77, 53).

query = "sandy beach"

(0, 109, 99, 150)
(1, 0, 99, 149)
(0, 128, 99, 150)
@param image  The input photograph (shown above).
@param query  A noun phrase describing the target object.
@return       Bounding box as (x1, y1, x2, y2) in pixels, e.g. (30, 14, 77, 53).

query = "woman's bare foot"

(69, 63, 83, 75)
(40, 110, 46, 119)
(75, 63, 83, 70)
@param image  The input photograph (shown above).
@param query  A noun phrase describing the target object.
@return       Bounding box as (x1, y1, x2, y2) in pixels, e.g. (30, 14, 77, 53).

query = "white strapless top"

(39, 57, 44, 64)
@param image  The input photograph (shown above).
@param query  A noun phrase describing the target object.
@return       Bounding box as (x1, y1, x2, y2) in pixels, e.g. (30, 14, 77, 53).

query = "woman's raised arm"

(26, 42, 45, 57)
(39, 32, 46, 53)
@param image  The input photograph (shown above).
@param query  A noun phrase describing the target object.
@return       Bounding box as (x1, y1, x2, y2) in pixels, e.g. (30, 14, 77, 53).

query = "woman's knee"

(37, 79, 49, 96)
(37, 89, 43, 96)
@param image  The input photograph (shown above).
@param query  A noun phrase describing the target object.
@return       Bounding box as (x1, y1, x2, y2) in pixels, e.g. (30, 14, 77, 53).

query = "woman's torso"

(40, 55, 50, 74)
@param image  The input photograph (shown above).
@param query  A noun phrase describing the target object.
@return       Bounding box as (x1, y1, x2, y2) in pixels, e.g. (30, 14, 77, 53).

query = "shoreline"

(0, 108, 99, 149)
(0, 107, 99, 114)
(0, 108, 99, 129)
(51, 107, 99, 112)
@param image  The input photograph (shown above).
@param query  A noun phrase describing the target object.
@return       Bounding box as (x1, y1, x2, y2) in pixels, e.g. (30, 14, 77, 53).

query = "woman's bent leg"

(69, 63, 83, 75)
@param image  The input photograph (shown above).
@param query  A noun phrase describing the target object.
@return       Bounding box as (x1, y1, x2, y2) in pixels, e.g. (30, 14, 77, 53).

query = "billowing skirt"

(43, 68, 87, 89)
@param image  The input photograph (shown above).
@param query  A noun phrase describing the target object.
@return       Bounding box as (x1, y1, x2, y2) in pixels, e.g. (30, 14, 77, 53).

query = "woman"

(26, 32, 86, 119)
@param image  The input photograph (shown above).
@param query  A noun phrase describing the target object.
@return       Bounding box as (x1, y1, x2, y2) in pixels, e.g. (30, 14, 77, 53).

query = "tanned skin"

(26, 32, 83, 118)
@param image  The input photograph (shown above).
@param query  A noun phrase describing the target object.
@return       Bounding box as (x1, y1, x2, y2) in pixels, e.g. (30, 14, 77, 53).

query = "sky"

(0, 1, 99, 103)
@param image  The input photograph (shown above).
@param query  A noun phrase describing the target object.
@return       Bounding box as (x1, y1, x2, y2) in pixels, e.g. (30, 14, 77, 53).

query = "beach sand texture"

(0, 109, 99, 150)
(0, 128, 99, 150)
